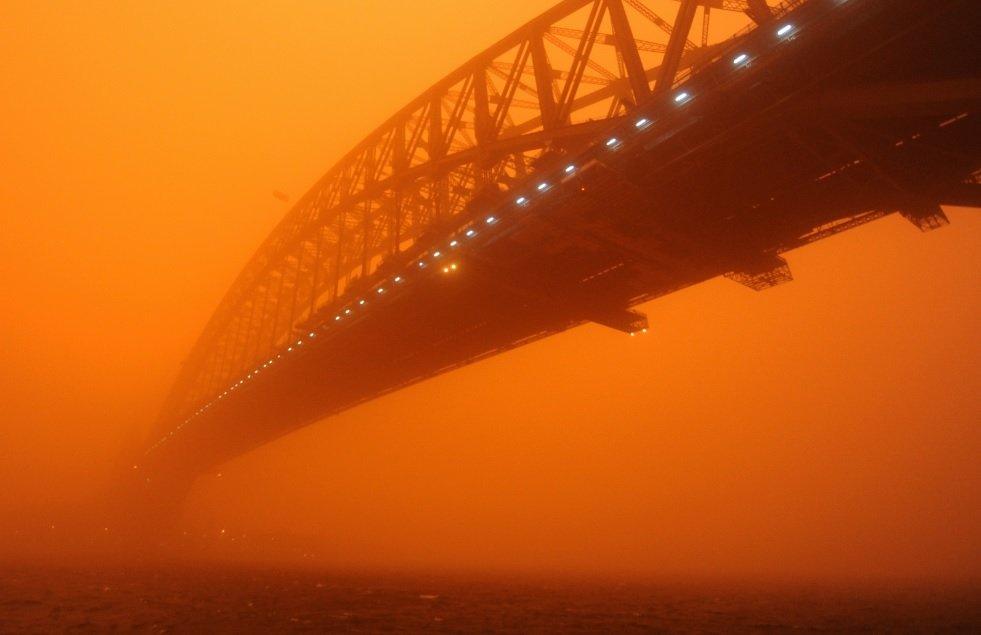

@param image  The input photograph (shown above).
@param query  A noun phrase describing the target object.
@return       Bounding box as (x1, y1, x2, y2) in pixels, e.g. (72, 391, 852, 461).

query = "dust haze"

(1, 1, 979, 586)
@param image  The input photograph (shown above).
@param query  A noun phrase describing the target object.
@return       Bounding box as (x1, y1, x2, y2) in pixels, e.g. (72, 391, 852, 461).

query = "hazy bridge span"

(137, 0, 980, 490)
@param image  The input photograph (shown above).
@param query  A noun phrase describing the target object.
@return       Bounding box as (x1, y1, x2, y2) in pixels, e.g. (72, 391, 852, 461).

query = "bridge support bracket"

(900, 204, 950, 232)
(589, 307, 649, 335)
(725, 254, 793, 291)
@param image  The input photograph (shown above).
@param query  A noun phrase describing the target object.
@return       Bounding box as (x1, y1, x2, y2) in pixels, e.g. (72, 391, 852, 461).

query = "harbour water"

(1, 564, 977, 632)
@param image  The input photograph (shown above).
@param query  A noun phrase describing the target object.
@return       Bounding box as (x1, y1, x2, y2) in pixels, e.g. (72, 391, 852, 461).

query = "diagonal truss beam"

(154, 0, 778, 429)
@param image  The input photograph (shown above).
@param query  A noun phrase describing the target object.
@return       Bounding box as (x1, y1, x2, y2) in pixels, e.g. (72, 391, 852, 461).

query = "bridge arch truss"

(156, 0, 786, 431)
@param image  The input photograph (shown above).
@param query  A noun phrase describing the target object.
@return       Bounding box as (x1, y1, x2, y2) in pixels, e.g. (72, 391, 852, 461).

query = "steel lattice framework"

(157, 0, 787, 428)
(124, 0, 981, 515)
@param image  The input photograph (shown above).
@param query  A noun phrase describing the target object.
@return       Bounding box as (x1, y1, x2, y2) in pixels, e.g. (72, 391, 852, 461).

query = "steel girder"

(155, 0, 777, 430)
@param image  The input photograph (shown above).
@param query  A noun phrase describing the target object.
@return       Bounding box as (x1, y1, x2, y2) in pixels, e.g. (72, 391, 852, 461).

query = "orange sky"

(1, 1, 978, 581)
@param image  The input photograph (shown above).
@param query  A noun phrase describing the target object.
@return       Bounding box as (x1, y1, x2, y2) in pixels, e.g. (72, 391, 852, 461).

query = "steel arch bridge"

(135, 0, 980, 495)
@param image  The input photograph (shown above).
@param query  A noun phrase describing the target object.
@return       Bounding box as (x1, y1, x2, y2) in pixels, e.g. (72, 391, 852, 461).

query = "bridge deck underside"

(143, 0, 979, 480)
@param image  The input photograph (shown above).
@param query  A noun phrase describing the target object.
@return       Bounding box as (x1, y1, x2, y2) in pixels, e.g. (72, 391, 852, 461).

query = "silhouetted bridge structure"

(135, 0, 980, 498)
